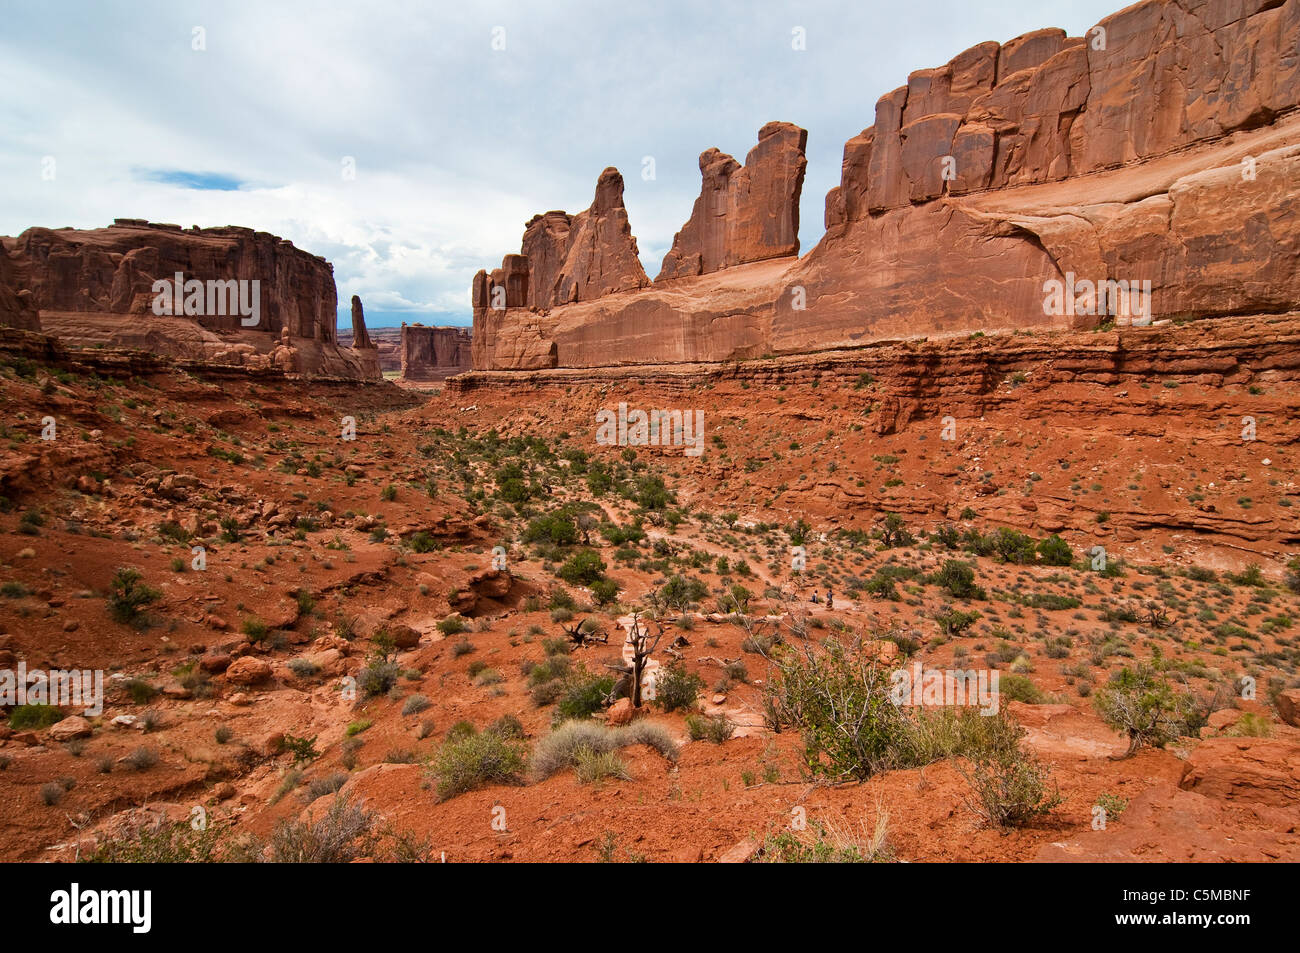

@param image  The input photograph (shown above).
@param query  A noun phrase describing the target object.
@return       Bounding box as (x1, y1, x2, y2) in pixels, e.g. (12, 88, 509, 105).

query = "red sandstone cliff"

(505, 167, 650, 311)
(0, 244, 39, 332)
(470, 0, 1300, 371)
(0, 219, 381, 379)
(658, 121, 807, 280)
(400, 324, 472, 381)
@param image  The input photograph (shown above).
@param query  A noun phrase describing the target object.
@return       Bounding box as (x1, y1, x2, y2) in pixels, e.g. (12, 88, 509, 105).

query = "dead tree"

(558, 616, 608, 647)
(623, 612, 663, 708)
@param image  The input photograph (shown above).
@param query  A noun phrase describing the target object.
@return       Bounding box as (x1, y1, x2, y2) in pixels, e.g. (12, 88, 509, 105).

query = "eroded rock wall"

(400, 324, 473, 380)
(657, 121, 808, 280)
(0, 219, 382, 379)
(472, 0, 1300, 371)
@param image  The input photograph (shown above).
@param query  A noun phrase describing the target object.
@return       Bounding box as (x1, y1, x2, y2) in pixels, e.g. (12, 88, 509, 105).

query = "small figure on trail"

(826, 589, 834, 610)
(811, 590, 819, 604)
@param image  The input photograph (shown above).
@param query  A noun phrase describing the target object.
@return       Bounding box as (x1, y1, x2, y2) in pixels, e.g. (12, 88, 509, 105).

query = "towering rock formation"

(400, 324, 472, 380)
(470, 0, 1300, 371)
(658, 121, 808, 280)
(350, 295, 374, 349)
(0, 219, 381, 379)
(521, 168, 650, 309)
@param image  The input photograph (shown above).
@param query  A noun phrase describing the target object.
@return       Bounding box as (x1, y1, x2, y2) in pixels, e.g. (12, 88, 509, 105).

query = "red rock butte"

(400, 324, 473, 381)
(0, 219, 381, 380)
(470, 0, 1300, 372)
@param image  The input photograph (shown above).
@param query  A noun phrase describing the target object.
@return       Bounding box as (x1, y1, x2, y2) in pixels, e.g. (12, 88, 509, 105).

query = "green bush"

(431, 726, 528, 800)
(523, 512, 578, 546)
(933, 559, 982, 599)
(1093, 663, 1200, 757)
(935, 609, 981, 635)
(764, 638, 910, 781)
(437, 615, 469, 636)
(555, 665, 615, 722)
(654, 662, 703, 713)
(9, 704, 62, 731)
(959, 744, 1063, 828)
(992, 528, 1036, 564)
(557, 550, 606, 586)
(1036, 534, 1073, 566)
(997, 674, 1046, 704)
(685, 713, 734, 743)
(107, 567, 160, 625)
(590, 578, 619, 606)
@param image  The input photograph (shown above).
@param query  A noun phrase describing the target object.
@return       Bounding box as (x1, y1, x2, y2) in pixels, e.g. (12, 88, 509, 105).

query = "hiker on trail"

(826, 589, 833, 609)
(811, 591, 819, 604)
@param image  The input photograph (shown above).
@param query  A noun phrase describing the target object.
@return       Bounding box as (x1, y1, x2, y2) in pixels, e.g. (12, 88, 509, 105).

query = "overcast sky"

(0, 0, 1125, 329)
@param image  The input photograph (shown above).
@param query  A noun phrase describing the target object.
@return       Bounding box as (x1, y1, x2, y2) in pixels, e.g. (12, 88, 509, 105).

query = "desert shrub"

(893, 707, 1023, 767)
(654, 662, 703, 713)
(1228, 564, 1266, 587)
(533, 720, 676, 781)
(489, 714, 525, 739)
(1226, 712, 1272, 738)
(616, 720, 679, 761)
(532, 721, 616, 779)
(573, 747, 631, 784)
(431, 727, 528, 800)
(241, 617, 269, 641)
(122, 747, 159, 771)
(401, 693, 430, 716)
(557, 549, 606, 586)
(1024, 593, 1081, 611)
(997, 674, 1047, 704)
(1284, 556, 1300, 594)
(283, 733, 319, 765)
(933, 559, 982, 599)
(590, 578, 619, 606)
(358, 655, 400, 698)
(523, 512, 578, 546)
(306, 773, 348, 800)
(992, 528, 1037, 564)
(1036, 534, 1074, 566)
(555, 665, 614, 722)
(406, 530, 439, 553)
(107, 567, 160, 624)
(40, 782, 64, 806)
(932, 525, 961, 550)
(85, 817, 251, 863)
(1093, 663, 1200, 757)
(959, 744, 1062, 828)
(760, 813, 892, 863)
(437, 615, 468, 636)
(685, 713, 734, 743)
(287, 658, 320, 678)
(935, 608, 981, 636)
(877, 513, 913, 548)
(9, 704, 62, 730)
(764, 637, 910, 781)
(266, 793, 376, 862)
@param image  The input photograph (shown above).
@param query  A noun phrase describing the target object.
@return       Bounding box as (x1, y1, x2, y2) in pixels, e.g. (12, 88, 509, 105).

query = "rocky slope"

(0, 335, 1296, 863)
(471, 0, 1300, 370)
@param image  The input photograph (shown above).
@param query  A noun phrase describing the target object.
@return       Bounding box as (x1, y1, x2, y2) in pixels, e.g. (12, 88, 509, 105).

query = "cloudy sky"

(0, 0, 1124, 329)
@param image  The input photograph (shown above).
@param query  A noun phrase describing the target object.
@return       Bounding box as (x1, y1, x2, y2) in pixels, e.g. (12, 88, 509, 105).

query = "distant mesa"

(400, 324, 472, 381)
(0, 219, 381, 380)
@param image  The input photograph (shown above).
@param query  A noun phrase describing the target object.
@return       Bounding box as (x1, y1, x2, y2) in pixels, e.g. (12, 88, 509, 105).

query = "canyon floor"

(0, 315, 1297, 863)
